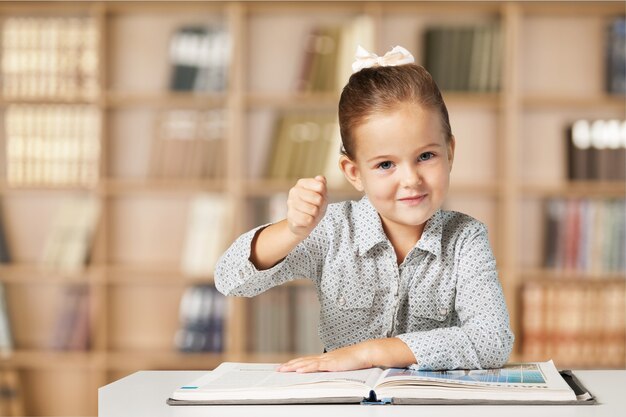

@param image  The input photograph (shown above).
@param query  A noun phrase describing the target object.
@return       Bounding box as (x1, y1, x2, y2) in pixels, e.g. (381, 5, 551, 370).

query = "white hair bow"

(352, 45, 415, 73)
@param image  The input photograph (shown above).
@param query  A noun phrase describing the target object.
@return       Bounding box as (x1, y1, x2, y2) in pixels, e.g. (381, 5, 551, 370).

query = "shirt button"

(439, 307, 448, 316)
(338, 296, 346, 306)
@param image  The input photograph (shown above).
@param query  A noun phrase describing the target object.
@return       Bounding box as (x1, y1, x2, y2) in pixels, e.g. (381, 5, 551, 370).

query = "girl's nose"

(400, 165, 422, 188)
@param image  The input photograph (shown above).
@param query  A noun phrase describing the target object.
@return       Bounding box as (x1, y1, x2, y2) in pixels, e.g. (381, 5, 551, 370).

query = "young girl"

(215, 45, 514, 372)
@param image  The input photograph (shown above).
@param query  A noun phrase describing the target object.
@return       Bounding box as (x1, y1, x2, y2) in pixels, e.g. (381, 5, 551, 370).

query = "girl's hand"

(277, 338, 416, 373)
(286, 175, 328, 239)
(277, 343, 372, 373)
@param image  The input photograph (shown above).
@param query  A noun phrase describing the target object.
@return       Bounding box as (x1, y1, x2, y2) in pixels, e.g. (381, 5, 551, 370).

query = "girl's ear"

(447, 135, 456, 172)
(338, 155, 364, 192)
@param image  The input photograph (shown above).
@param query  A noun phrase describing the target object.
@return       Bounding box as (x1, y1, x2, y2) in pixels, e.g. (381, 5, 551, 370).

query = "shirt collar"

(415, 208, 443, 259)
(354, 195, 443, 259)
(354, 196, 388, 256)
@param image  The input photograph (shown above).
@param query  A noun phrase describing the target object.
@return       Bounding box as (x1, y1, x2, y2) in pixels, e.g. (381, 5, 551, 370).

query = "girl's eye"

(377, 161, 394, 170)
(418, 152, 435, 161)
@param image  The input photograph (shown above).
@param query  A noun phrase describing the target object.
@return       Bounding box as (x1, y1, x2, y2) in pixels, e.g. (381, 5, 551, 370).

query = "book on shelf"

(544, 198, 626, 274)
(245, 200, 323, 355)
(423, 23, 502, 92)
(169, 25, 230, 92)
(266, 111, 338, 181)
(1, 16, 99, 100)
(174, 284, 226, 353)
(297, 26, 341, 93)
(180, 194, 228, 277)
(0, 203, 11, 264)
(0, 283, 13, 355)
(0, 369, 24, 417)
(149, 109, 226, 179)
(41, 195, 101, 273)
(522, 280, 625, 368)
(248, 284, 323, 355)
(297, 16, 375, 93)
(606, 17, 626, 95)
(168, 360, 595, 405)
(5, 105, 101, 187)
(567, 119, 626, 182)
(49, 284, 90, 351)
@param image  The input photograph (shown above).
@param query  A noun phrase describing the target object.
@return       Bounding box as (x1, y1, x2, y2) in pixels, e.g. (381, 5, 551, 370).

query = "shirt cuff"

(237, 222, 290, 280)
(396, 329, 481, 371)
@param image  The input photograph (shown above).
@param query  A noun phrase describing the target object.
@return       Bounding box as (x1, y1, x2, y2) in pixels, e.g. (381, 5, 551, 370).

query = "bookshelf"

(0, 1, 624, 416)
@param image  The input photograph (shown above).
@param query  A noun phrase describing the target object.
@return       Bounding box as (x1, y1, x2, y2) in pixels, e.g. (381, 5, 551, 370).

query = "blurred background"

(0, 1, 624, 415)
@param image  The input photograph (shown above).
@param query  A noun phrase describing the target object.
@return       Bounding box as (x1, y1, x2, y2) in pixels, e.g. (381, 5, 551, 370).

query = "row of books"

(0, 204, 10, 264)
(0, 192, 222, 277)
(297, 16, 375, 92)
(298, 26, 342, 93)
(175, 284, 226, 353)
(266, 111, 343, 182)
(0, 283, 12, 354)
(0, 282, 90, 353)
(567, 119, 626, 181)
(0, 369, 23, 417)
(41, 196, 101, 273)
(4, 105, 101, 187)
(522, 280, 625, 368)
(169, 25, 230, 92)
(423, 24, 502, 92)
(249, 284, 324, 355)
(607, 17, 626, 95)
(1, 17, 99, 99)
(149, 109, 227, 179)
(49, 285, 90, 351)
(544, 198, 625, 274)
(180, 194, 228, 278)
(0, 195, 99, 273)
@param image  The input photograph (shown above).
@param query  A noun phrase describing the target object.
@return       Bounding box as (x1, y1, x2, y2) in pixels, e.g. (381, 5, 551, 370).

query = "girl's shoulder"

(322, 199, 361, 227)
(438, 209, 489, 239)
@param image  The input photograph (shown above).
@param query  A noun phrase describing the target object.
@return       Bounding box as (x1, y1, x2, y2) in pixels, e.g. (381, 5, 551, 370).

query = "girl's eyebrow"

(366, 143, 443, 163)
(367, 154, 394, 163)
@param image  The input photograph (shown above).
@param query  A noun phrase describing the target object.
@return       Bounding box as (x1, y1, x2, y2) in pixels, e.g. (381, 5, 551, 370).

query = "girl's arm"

(214, 176, 328, 297)
(278, 338, 416, 373)
(250, 176, 327, 270)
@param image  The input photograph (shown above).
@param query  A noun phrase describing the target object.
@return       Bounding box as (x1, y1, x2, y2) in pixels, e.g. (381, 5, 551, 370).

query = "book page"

(376, 360, 571, 391)
(171, 362, 384, 402)
(372, 361, 577, 402)
(198, 363, 381, 390)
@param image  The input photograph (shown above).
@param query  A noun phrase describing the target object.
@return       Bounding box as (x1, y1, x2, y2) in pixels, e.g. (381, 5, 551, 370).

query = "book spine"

(0, 283, 14, 354)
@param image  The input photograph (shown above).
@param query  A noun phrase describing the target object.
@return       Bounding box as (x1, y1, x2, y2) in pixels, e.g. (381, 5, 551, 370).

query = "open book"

(168, 360, 595, 405)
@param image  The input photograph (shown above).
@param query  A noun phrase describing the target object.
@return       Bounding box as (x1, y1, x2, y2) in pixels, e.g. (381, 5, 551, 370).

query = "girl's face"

(340, 102, 455, 238)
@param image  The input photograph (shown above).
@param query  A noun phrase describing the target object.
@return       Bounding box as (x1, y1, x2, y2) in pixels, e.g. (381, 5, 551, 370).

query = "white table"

(99, 370, 626, 417)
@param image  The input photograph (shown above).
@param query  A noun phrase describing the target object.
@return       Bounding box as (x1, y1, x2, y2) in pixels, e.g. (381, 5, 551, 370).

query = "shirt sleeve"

(214, 219, 329, 297)
(396, 225, 515, 370)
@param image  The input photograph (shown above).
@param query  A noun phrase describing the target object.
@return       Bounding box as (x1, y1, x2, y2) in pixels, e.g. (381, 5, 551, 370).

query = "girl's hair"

(338, 64, 452, 159)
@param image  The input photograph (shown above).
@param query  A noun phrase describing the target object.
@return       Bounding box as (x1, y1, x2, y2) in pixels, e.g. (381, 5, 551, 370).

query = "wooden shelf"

(520, 269, 626, 283)
(102, 178, 226, 195)
(0, 264, 106, 284)
(243, 179, 359, 198)
(105, 350, 225, 370)
(0, 181, 102, 195)
(0, 350, 105, 370)
(105, 91, 227, 109)
(522, 94, 626, 110)
(105, 264, 214, 285)
(0, 97, 100, 106)
(0, 2, 624, 415)
(520, 182, 626, 198)
(521, 1, 625, 16)
(246, 92, 339, 109)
